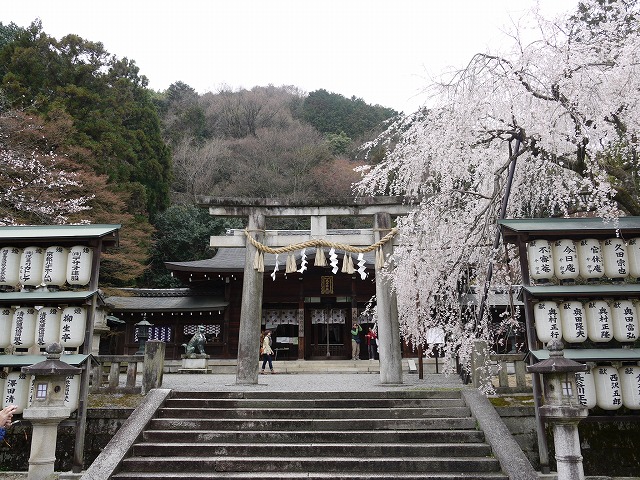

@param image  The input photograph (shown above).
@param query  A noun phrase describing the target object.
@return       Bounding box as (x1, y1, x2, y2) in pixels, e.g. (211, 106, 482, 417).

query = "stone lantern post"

(135, 317, 153, 354)
(527, 339, 589, 480)
(21, 343, 82, 480)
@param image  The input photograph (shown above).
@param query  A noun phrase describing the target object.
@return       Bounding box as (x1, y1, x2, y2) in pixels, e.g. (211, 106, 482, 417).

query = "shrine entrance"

(306, 300, 351, 359)
(202, 196, 411, 384)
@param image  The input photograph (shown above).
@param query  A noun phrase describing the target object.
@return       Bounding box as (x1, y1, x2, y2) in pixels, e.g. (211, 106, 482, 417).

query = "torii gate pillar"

(375, 212, 403, 384)
(236, 212, 265, 384)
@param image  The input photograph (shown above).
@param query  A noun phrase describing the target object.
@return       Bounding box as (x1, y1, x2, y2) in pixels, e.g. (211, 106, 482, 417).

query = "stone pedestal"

(23, 406, 71, 480)
(142, 340, 166, 393)
(179, 354, 210, 373)
(541, 405, 588, 480)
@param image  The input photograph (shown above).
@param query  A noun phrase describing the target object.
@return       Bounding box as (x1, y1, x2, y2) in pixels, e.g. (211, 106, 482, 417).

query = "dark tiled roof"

(105, 294, 228, 312)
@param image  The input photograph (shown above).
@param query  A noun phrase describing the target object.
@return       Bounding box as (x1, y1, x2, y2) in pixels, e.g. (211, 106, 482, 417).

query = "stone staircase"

(109, 389, 507, 479)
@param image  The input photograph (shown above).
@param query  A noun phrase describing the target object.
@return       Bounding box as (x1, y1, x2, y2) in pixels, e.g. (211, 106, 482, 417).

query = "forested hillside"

(154, 82, 396, 205)
(0, 21, 398, 287)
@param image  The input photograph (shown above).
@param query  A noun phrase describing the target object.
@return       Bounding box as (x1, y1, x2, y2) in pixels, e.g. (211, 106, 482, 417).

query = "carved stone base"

(179, 354, 210, 373)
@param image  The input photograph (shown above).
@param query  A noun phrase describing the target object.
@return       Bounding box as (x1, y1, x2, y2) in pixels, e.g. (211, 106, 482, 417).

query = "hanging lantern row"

(575, 365, 640, 411)
(534, 299, 639, 344)
(527, 237, 640, 282)
(0, 245, 93, 289)
(243, 228, 398, 281)
(0, 305, 86, 350)
(1, 372, 80, 414)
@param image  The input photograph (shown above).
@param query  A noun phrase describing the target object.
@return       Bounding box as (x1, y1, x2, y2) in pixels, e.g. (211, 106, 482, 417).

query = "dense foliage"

(155, 84, 383, 207)
(0, 20, 398, 287)
(0, 21, 171, 217)
(143, 204, 239, 287)
(300, 89, 398, 139)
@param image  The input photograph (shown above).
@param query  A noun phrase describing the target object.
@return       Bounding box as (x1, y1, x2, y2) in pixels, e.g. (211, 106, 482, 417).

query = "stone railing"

(91, 340, 166, 394)
(91, 355, 144, 394)
(489, 352, 530, 393)
(470, 340, 531, 393)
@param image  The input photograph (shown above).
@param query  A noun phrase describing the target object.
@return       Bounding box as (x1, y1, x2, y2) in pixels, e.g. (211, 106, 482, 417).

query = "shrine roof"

(105, 294, 228, 312)
(0, 224, 120, 247)
(499, 217, 640, 243)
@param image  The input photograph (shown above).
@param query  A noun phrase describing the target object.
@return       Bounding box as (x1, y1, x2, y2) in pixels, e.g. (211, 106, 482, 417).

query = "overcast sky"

(2, 1, 577, 113)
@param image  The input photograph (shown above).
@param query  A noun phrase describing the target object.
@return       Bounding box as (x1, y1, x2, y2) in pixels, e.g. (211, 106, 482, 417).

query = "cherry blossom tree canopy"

(355, 0, 640, 371)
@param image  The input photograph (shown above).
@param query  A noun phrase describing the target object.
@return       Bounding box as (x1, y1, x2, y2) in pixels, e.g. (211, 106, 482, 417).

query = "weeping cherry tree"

(355, 0, 640, 379)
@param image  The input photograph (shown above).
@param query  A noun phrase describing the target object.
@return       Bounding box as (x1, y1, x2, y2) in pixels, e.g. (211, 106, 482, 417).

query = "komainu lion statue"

(182, 325, 207, 356)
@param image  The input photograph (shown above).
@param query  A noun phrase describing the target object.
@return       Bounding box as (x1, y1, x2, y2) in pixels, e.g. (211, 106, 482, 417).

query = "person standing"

(365, 327, 378, 360)
(351, 322, 362, 360)
(261, 330, 275, 374)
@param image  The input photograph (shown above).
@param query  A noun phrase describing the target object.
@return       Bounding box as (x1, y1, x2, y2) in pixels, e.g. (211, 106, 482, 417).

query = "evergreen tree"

(0, 21, 171, 217)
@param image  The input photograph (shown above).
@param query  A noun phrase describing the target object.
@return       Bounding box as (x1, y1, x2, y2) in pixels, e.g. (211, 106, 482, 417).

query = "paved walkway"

(159, 372, 464, 392)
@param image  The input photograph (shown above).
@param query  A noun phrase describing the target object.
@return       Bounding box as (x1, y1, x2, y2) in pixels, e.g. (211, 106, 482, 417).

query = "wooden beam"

(210, 233, 379, 248)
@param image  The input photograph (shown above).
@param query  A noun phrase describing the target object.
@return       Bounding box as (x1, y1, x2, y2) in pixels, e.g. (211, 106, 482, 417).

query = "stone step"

(148, 416, 478, 431)
(131, 442, 493, 458)
(163, 397, 467, 408)
(117, 456, 503, 474)
(156, 406, 471, 419)
(112, 471, 507, 479)
(111, 388, 507, 479)
(142, 428, 487, 444)
(169, 390, 462, 400)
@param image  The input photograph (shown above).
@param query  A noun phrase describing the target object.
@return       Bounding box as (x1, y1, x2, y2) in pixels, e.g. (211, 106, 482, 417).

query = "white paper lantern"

(66, 246, 93, 286)
(560, 300, 588, 343)
(627, 238, 640, 278)
(64, 375, 81, 411)
(35, 306, 62, 348)
(603, 238, 629, 279)
(584, 300, 613, 343)
(41, 246, 69, 287)
(611, 300, 639, 342)
(19, 246, 45, 287)
(0, 246, 22, 287)
(593, 366, 623, 410)
(11, 307, 37, 349)
(3, 372, 31, 414)
(0, 306, 14, 349)
(527, 240, 554, 282)
(575, 369, 597, 409)
(577, 239, 604, 280)
(552, 239, 579, 281)
(618, 365, 640, 410)
(534, 301, 562, 343)
(60, 306, 86, 348)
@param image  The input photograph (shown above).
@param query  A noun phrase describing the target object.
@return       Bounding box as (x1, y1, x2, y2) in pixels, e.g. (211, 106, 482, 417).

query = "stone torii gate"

(200, 196, 412, 385)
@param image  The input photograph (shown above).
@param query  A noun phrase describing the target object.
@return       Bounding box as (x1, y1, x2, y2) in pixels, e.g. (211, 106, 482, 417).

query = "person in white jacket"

(260, 330, 275, 374)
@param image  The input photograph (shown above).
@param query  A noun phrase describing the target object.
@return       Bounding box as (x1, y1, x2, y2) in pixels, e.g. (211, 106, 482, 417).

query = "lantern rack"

(499, 217, 640, 471)
(0, 223, 120, 473)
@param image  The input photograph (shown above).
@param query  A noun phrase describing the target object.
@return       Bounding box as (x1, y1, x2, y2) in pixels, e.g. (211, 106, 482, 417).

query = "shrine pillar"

(236, 212, 265, 384)
(375, 212, 403, 384)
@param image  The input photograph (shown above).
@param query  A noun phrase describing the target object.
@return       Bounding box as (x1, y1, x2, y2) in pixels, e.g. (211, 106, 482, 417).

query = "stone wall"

(551, 419, 640, 477)
(494, 406, 541, 468)
(0, 409, 133, 472)
(496, 405, 640, 477)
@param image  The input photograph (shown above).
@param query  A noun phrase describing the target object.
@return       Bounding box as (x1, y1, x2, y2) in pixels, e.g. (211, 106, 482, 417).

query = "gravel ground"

(159, 372, 464, 392)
